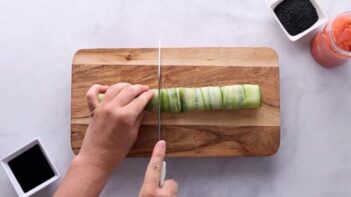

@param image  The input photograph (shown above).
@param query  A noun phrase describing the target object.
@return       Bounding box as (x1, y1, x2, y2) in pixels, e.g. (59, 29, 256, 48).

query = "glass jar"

(311, 12, 351, 68)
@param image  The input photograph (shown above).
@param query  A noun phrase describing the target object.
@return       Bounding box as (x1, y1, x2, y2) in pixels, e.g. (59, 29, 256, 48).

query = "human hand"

(139, 140, 178, 197)
(78, 83, 154, 172)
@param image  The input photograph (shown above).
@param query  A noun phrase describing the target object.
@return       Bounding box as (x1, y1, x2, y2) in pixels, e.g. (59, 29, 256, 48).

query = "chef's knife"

(157, 39, 166, 187)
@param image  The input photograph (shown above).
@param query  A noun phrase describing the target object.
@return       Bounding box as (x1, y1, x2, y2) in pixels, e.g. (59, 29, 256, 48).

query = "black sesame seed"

(274, 0, 319, 36)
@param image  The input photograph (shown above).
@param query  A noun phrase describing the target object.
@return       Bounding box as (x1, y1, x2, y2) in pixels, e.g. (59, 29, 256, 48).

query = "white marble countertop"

(1, 0, 350, 196)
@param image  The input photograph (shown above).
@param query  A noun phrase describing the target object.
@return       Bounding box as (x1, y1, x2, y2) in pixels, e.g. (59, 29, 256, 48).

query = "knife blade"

(157, 39, 166, 188)
(157, 39, 162, 141)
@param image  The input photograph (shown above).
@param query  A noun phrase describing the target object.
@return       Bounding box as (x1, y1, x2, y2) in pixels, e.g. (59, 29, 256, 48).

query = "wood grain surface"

(71, 48, 280, 157)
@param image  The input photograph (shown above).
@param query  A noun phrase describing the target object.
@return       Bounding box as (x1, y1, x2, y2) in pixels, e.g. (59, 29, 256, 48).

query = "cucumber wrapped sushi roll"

(97, 84, 261, 112)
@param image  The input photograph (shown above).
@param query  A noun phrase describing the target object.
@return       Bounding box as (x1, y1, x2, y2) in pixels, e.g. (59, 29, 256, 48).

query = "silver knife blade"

(157, 39, 162, 141)
(157, 39, 166, 188)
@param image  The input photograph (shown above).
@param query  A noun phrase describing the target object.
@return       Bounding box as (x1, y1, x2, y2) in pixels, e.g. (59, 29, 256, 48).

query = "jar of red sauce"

(311, 12, 351, 68)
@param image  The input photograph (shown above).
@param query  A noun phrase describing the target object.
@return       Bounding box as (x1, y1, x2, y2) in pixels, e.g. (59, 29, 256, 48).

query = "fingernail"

(158, 140, 166, 149)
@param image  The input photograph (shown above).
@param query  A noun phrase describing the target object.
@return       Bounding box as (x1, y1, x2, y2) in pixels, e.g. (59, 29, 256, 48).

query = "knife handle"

(160, 161, 166, 187)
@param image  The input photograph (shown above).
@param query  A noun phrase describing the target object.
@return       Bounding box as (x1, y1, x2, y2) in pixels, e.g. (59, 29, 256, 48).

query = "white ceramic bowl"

(269, 0, 328, 41)
(1, 139, 60, 197)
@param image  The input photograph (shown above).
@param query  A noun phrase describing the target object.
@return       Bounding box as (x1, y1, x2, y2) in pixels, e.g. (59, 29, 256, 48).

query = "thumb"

(142, 140, 166, 188)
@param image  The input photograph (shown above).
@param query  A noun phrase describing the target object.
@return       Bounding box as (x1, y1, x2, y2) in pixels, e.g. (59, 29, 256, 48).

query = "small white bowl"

(269, 0, 328, 41)
(1, 139, 60, 197)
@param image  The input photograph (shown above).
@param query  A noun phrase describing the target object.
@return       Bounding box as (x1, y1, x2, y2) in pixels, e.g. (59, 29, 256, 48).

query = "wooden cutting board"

(71, 47, 280, 157)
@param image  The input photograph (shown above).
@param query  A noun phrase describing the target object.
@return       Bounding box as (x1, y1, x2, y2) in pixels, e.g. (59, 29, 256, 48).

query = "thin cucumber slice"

(232, 85, 245, 109)
(208, 87, 222, 110)
(222, 85, 235, 109)
(167, 88, 179, 113)
(194, 88, 206, 110)
(179, 88, 187, 112)
(200, 87, 211, 110)
(242, 84, 261, 108)
(160, 89, 170, 112)
(175, 88, 182, 113)
(182, 88, 196, 112)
